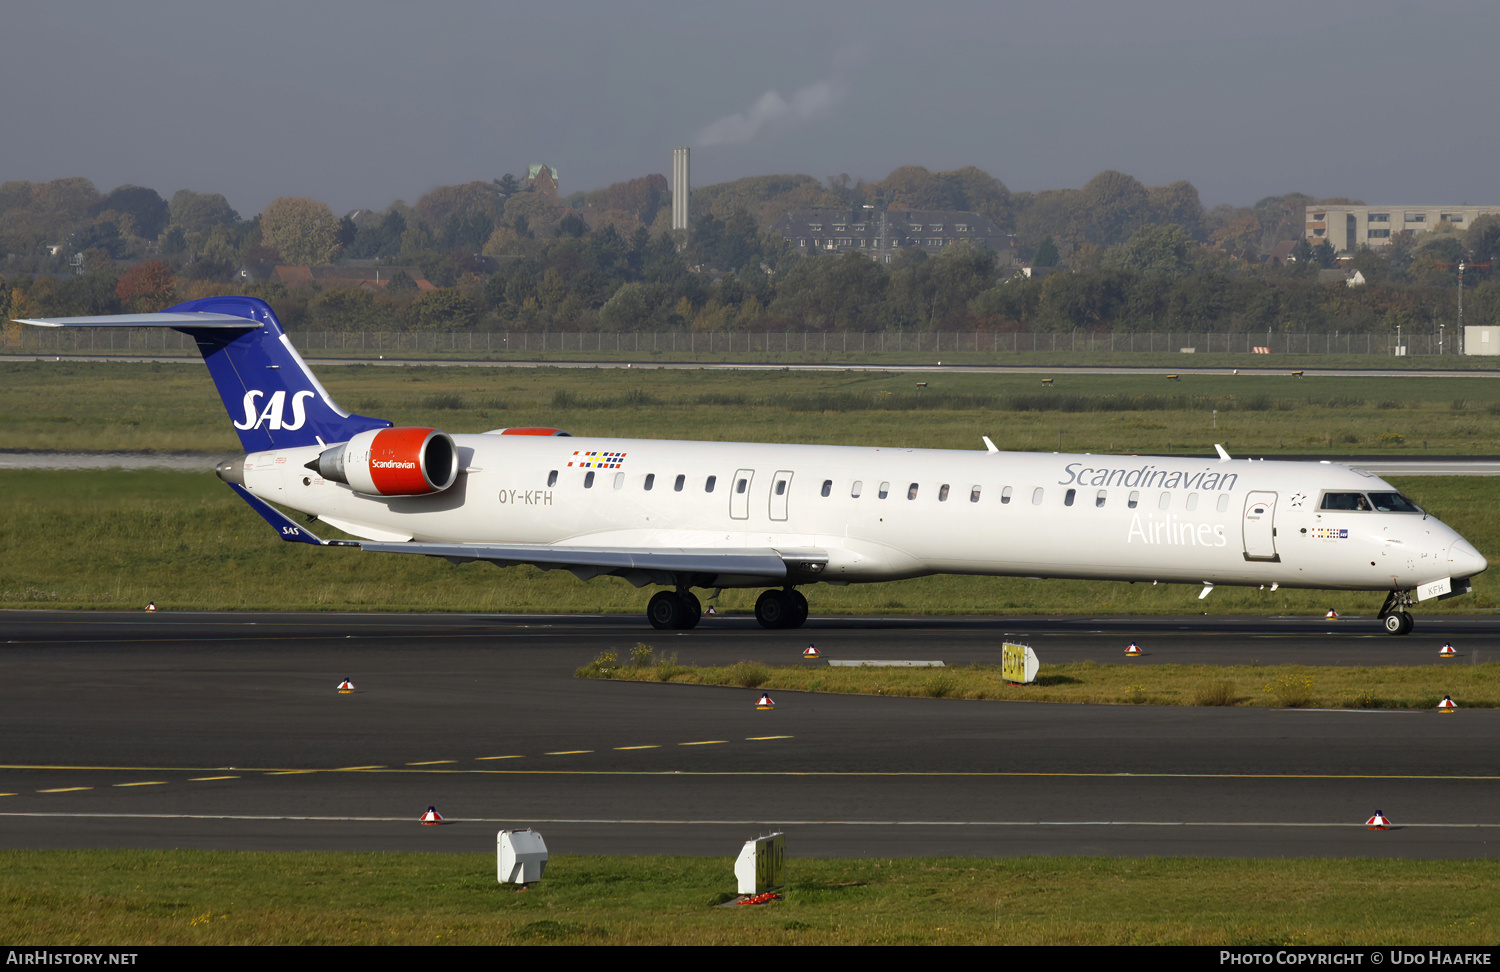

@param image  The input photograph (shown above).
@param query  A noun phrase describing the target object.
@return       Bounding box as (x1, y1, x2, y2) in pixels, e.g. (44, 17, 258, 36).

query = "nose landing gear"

(1378, 589, 1416, 636)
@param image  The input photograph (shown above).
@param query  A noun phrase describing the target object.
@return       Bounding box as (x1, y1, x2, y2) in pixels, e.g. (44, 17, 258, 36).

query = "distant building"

(1318, 268, 1367, 287)
(769, 208, 1013, 264)
(528, 163, 559, 199)
(1307, 204, 1500, 252)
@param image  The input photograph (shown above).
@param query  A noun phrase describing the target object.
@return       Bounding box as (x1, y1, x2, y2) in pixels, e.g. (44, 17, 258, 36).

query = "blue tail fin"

(21, 295, 389, 450)
(166, 296, 390, 452)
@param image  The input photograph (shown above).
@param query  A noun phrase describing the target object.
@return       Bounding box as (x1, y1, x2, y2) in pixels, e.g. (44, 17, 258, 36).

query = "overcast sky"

(5, 0, 1496, 218)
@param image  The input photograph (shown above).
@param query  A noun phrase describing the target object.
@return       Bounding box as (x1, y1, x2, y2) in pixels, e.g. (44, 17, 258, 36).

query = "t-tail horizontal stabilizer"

(17, 296, 390, 453)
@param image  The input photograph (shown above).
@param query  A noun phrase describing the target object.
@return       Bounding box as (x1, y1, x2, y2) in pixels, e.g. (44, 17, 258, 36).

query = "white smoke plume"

(694, 52, 863, 147)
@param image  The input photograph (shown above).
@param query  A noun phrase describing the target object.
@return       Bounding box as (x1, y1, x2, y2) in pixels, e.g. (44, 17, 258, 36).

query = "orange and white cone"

(803, 644, 820, 659)
(337, 678, 355, 694)
(1125, 642, 1142, 657)
(1366, 811, 1390, 830)
(1325, 609, 1339, 620)
(1438, 695, 1457, 713)
(420, 806, 444, 825)
(1440, 643, 1457, 658)
(756, 693, 776, 710)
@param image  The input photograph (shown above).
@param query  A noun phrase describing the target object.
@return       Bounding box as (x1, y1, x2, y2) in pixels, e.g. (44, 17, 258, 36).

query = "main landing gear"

(755, 588, 808, 629)
(1378, 589, 1416, 636)
(647, 589, 701, 630)
(644, 587, 810, 630)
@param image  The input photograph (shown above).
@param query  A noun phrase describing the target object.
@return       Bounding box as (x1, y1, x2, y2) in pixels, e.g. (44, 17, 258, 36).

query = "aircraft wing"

(356, 540, 828, 586)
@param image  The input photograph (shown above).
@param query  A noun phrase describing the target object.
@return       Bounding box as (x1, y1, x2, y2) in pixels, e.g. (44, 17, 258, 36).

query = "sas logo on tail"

(233, 390, 317, 431)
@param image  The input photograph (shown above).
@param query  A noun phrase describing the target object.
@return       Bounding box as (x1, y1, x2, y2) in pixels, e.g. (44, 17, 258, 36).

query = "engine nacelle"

(311, 427, 458, 496)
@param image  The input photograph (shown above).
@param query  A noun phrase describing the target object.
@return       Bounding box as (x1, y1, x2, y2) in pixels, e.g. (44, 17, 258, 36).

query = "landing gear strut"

(755, 588, 808, 629)
(1378, 589, 1416, 636)
(647, 589, 702, 630)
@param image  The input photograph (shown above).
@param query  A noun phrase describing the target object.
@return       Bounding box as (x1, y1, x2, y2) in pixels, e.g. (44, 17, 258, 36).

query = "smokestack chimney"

(672, 146, 690, 231)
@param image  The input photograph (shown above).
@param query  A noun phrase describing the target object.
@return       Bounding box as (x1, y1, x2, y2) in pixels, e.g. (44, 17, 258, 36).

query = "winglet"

(1214, 443, 1232, 462)
(225, 483, 326, 545)
(982, 436, 999, 454)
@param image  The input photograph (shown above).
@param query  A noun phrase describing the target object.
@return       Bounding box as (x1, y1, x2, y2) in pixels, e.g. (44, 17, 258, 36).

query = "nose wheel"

(1378, 589, 1416, 636)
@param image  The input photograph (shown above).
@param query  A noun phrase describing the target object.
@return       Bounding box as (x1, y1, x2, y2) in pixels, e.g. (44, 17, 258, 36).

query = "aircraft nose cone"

(1449, 538, 1488, 578)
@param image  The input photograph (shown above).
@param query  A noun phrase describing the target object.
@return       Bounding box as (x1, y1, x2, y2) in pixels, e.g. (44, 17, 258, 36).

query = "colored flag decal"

(1311, 528, 1348, 539)
(567, 450, 628, 469)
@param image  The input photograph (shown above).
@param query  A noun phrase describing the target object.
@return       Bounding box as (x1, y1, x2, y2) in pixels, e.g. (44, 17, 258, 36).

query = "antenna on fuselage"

(1214, 443, 1232, 462)
(982, 436, 999, 454)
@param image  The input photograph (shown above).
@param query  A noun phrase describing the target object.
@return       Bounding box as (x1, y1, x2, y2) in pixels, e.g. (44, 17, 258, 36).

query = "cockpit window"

(1367, 492, 1423, 513)
(1320, 492, 1372, 512)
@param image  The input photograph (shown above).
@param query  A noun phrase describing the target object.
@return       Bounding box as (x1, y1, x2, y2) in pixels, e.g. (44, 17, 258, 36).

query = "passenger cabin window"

(1128, 490, 1139, 509)
(1096, 490, 1107, 508)
(673, 474, 685, 492)
(614, 472, 624, 489)
(1158, 492, 1170, 510)
(1064, 488, 1076, 507)
(907, 483, 919, 500)
(584, 471, 595, 488)
(1186, 493, 1198, 511)
(1031, 487, 1044, 505)
(879, 482, 890, 499)
(705, 475, 717, 493)
(851, 481, 863, 498)
(644, 473, 655, 491)
(938, 484, 950, 502)
(547, 470, 558, 487)
(1001, 486, 1012, 505)
(821, 480, 832, 497)
(737, 477, 749, 494)
(1216, 494, 1230, 512)
(775, 480, 787, 496)
(970, 486, 981, 503)
(1321, 492, 1373, 511)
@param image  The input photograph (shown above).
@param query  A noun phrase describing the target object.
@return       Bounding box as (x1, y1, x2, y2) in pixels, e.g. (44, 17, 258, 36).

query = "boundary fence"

(2, 327, 1461, 357)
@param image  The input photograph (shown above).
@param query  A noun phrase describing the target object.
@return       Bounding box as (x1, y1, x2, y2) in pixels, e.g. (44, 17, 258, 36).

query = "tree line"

(3, 167, 1498, 337)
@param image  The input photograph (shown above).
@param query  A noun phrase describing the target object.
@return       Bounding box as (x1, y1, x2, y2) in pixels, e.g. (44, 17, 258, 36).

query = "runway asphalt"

(2, 610, 1497, 860)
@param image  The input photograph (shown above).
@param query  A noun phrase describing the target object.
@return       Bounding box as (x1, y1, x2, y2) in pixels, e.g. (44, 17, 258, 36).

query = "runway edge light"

(1125, 642, 1142, 657)
(337, 678, 355, 694)
(1438, 695, 1457, 712)
(421, 806, 444, 825)
(1325, 609, 1340, 620)
(498, 829, 547, 885)
(803, 644, 820, 659)
(756, 693, 776, 710)
(1440, 643, 1457, 658)
(1366, 811, 1390, 830)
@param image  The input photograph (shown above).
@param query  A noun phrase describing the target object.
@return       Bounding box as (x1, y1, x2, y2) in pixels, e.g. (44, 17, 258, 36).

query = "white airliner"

(21, 296, 1487, 634)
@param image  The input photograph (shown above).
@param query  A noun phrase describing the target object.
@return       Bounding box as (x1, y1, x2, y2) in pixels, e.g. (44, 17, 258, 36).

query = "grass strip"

(5, 360, 1500, 455)
(578, 651, 1500, 709)
(0, 849, 1495, 945)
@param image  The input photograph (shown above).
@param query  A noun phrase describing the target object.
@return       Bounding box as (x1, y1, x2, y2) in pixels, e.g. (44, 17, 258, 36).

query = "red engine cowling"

(312, 427, 458, 496)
